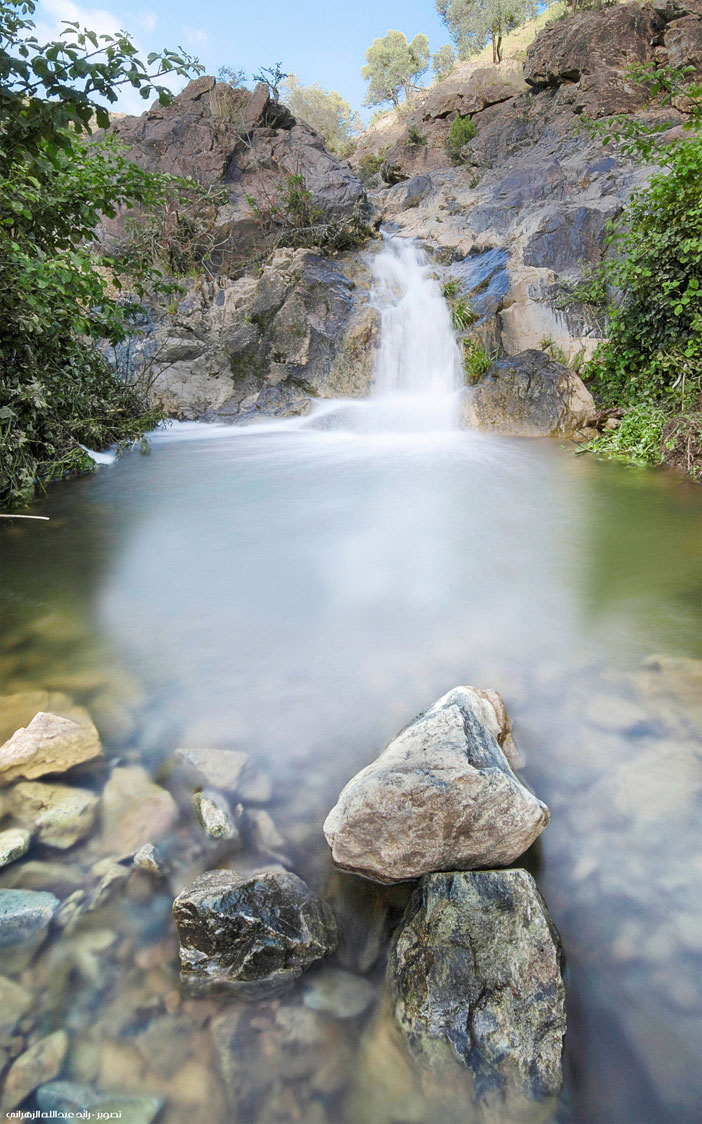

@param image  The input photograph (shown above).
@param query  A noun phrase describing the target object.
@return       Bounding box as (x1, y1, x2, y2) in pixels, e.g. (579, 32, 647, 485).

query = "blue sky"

(34, 0, 450, 121)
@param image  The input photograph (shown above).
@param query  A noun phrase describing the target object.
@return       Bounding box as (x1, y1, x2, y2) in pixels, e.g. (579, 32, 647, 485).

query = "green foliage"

(447, 113, 477, 160)
(362, 30, 430, 108)
(539, 335, 570, 367)
(437, 0, 537, 63)
(441, 279, 461, 299)
(252, 62, 288, 103)
(580, 66, 702, 412)
(0, 0, 200, 505)
(407, 123, 427, 145)
(432, 44, 456, 81)
(584, 404, 668, 468)
(245, 173, 371, 252)
(358, 150, 387, 185)
(282, 75, 361, 155)
(463, 338, 493, 383)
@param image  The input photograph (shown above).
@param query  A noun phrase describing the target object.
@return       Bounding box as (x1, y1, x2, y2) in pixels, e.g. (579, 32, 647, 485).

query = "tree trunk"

(496, 33, 503, 63)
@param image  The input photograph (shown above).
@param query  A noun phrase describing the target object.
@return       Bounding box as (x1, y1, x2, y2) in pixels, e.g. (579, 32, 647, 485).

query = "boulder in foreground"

(173, 869, 338, 994)
(390, 869, 566, 1110)
(323, 686, 549, 882)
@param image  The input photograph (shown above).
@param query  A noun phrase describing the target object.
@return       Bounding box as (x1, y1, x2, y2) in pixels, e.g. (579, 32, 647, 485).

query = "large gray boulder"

(463, 349, 595, 437)
(323, 686, 549, 883)
(390, 870, 566, 1112)
(172, 869, 338, 993)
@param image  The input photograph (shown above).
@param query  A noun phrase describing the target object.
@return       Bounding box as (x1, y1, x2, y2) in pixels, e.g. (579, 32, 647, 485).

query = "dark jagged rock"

(323, 686, 549, 883)
(463, 349, 595, 436)
(390, 870, 566, 1112)
(172, 869, 338, 994)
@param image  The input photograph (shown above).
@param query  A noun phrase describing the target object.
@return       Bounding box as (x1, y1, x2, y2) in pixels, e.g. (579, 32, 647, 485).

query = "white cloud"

(135, 9, 158, 32)
(181, 25, 210, 47)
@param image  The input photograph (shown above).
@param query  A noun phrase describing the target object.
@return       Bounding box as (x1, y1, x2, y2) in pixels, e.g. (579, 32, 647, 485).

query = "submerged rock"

(133, 842, 166, 874)
(303, 968, 376, 1020)
(175, 745, 272, 803)
(390, 870, 566, 1111)
(323, 686, 549, 882)
(0, 711, 102, 786)
(0, 826, 31, 867)
(101, 765, 178, 858)
(8, 780, 99, 848)
(0, 975, 32, 1041)
(462, 349, 595, 437)
(37, 1081, 163, 1124)
(0, 887, 58, 948)
(173, 869, 338, 993)
(193, 790, 238, 840)
(1, 1029, 68, 1111)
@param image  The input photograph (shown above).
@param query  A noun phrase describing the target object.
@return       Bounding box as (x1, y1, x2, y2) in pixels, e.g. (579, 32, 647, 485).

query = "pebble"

(0, 826, 31, 867)
(193, 790, 238, 840)
(8, 780, 99, 848)
(1, 1029, 68, 1111)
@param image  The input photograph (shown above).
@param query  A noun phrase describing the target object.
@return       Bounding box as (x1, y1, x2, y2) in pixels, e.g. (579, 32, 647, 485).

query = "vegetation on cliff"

(579, 64, 702, 475)
(0, 0, 200, 505)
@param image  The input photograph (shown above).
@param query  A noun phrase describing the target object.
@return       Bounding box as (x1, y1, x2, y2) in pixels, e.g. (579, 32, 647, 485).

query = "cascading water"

(301, 234, 464, 436)
(369, 234, 464, 431)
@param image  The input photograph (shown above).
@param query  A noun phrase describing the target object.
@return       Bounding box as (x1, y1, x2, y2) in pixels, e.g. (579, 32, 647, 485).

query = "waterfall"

(370, 235, 464, 431)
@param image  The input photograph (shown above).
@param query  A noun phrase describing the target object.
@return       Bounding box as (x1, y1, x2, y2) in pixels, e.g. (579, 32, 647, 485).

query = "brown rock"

(525, 3, 659, 87)
(1, 1029, 68, 1111)
(101, 765, 178, 858)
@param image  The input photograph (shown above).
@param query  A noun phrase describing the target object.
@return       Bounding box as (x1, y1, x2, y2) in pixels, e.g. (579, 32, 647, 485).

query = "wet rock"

(303, 968, 376, 1019)
(37, 1080, 163, 1124)
(323, 687, 549, 883)
(0, 826, 31, 867)
(0, 975, 32, 1041)
(0, 887, 58, 948)
(8, 780, 99, 848)
(0, 690, 92, 744)
(193, 789, 238, 840)
(133, 843, 166, 874)
(0, 859, 84, 895)
(1, 1029, 68, 1111)
(175, 745, 272, 803)
(245, 807, 289, 863)
(173, 868, 338, 993)
(0, 711, 102, 786)
(463, 350, 595, 437)
(101, 765, 178, 858)
(390, 870, 566, 1112)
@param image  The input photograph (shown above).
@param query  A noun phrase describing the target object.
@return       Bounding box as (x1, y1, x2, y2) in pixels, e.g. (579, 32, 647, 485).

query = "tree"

(281, 75, 361, 154)
(433, 44, 456, 82)
(362, 30, 430, 108)
(0, 0, 201, 504)
(252, 62, 288, 103)
(436, 0, 536, 64)
(217, 65, 247, 87)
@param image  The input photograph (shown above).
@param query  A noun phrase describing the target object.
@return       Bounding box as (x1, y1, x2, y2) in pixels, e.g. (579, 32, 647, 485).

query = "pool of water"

(1, 421, 701, 1123)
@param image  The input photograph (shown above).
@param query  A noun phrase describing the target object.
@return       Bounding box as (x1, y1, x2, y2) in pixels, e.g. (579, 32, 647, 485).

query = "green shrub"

(447, 114, 477, 162)
(463, 338, 493, 384)
(358, 151, 386, 185)
(584, 404, 668, 468)
(407, 124, 427, 146)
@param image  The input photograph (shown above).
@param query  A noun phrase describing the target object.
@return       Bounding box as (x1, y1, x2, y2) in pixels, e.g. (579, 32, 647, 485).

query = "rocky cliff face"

(358, 2, 702, 365)
(110, 3, 702, 424)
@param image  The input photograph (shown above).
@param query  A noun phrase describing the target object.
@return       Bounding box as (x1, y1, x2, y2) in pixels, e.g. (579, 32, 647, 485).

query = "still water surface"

(2, 420, 701, 1123)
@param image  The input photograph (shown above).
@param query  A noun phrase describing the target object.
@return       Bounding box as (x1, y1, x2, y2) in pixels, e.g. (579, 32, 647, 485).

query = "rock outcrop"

(0, 711, 102, 786)
(172, 869, 338, 993)
(463, 348, 595, 436)
(389, 870, 566, 1112)
(323, 686, 549, 883)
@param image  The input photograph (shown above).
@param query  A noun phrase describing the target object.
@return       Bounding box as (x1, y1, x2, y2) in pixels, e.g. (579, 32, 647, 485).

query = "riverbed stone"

(0, 711, 102, 785)
(133, 842, 166, 874)
(101, 765, 178, 858)
(0, 826, 31, 867)
(36, 1081, 163, 1124)
(173, 868, 338, 993)
(390, 870, 566, 1111)
(0, 887, 58, 948)
(175, 745, 272, 803)
(1, 1029, 68, 1112)
(0, 975, 32, 1041)
(0, 690, 92, 745)
(193, 789, 238, 840)
(323, 687, 549, 883)
(8, 780, 99, 848)
(303, 968, 376, 1019)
